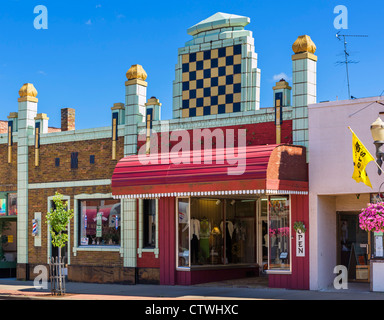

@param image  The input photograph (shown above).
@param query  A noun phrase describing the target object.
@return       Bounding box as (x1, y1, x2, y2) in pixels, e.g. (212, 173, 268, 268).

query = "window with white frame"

(78, 198, 121, 246)
(143, 199, 156, 248)
(268, 195, 290, 271)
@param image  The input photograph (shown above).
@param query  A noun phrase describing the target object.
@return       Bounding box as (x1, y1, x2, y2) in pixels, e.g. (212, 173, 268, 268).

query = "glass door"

(257, 197, 268, 273)
(337, 212, 370, 282)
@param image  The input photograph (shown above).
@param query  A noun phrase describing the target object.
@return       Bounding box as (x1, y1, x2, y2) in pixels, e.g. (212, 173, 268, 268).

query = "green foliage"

(46, 192, 74, 250)
(293, 221, 307, 233)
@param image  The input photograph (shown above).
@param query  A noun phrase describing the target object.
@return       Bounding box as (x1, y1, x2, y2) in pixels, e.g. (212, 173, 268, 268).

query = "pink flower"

(359, 202, 384, 232)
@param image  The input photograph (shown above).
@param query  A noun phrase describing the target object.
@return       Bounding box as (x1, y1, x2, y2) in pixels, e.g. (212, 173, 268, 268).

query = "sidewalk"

(0, 277, 384, 300)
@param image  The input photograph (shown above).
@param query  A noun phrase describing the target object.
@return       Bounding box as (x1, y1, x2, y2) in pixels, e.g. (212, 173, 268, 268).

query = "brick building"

(0, 12, 314, 288)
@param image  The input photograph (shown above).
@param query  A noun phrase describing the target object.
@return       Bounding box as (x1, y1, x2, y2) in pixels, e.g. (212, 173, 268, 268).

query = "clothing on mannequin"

(220, 221, 234, 239)
(200, 218, 210, 260)
(190, 218, 200, 240)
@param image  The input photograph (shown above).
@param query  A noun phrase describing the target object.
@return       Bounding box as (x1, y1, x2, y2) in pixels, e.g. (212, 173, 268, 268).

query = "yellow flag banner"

(349, 127, 375, 188)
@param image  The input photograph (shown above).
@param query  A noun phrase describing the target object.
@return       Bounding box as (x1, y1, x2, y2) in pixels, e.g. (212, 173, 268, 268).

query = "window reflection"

(268, 196, 290, 270)
(177, 197, 256, 268)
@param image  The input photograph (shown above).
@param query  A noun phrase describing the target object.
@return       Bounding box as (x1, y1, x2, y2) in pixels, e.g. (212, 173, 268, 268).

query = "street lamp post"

(369, 117, 384, 292)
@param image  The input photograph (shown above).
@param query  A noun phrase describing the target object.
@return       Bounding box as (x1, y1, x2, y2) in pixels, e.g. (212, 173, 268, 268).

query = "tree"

(46, 192, 73, 295)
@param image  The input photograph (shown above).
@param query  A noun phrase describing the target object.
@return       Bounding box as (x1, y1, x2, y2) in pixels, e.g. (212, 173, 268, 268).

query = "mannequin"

(200, 217, 210, 262)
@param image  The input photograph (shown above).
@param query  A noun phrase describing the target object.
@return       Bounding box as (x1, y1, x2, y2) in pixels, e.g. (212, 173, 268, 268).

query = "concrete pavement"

(0, 277, 384, 300)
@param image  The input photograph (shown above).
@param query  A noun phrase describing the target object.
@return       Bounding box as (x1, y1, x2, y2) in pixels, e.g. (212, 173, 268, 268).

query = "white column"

(124, 65, 147, 156)
(122, 65, 147, 268)
(122, 198, 137, 267)
(17, 83, 38, 266)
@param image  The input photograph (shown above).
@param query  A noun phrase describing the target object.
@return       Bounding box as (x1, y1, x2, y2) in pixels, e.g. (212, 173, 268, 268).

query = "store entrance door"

(337, 212, 370, 282)
(256, 198, 268, 273)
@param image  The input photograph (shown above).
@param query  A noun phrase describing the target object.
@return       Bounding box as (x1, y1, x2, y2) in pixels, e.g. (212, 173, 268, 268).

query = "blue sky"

(0, 0, 383, 129)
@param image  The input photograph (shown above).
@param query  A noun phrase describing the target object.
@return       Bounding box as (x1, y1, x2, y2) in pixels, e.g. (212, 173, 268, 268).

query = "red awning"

(111, 144, 308, 198)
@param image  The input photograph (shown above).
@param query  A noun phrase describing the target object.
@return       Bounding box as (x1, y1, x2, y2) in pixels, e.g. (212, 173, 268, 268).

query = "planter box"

(370, 259, 384, 291)
(356, 265, 369, 280)
(0, 261, 17, 269)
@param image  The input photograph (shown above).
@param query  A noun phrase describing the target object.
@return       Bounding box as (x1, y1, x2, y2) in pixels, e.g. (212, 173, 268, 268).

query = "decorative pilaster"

(144, 97, 161, 154)
(273, 79, 291, 144)
(7, 112, 18, 164)
(123, 65, 147, 269)
(291, 35, 317, 152)
(111, 103, 125, 160)
(34, 113, 49, 167)
(124, 64, 147, 156)
(17, 83, 38, 272)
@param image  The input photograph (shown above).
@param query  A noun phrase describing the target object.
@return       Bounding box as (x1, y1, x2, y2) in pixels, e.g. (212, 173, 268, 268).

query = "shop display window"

(177, 197, 256, 268)
(143, 199, 156, 248)
(0, 196, 6, 216)
(268, 196, 290, 270)
(8, 194, 17, 216)
(177, 198, 190, 267)
(79, 199, 121, 246)
(0, 193, 17, 217)
(225, 199, 256, 264)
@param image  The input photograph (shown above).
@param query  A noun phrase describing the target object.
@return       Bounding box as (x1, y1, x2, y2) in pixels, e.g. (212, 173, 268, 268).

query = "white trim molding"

(29, 179, 111, 190)
(72, 193, 123, 257)
(113, 189, 308, 199)
(137, 199, 159, 258)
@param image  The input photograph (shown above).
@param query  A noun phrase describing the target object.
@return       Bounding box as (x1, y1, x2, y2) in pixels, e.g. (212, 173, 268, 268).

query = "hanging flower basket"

(359, 202, 384, 232)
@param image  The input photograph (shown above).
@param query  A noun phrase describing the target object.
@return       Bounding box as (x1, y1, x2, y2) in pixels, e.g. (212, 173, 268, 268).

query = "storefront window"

(177, 197, 256, 268)
(0, 193, 17, 217)
(0, 195, 6, 216)
(268, 196, 290, 270)
(143, 199, 156, 248)
(177, 198, 189, 267)
(190, 198, 223, 266)
(79, 199, 121, 246)
(8, 194, 17, 216)
(225, 199, 256, 264)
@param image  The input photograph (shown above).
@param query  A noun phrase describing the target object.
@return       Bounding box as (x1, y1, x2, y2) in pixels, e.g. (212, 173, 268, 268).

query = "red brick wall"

(0, 143, 17, 192)
(28, 138, 123, 184)
(137, 121, 292, 152)
(24, 136, 126, 282)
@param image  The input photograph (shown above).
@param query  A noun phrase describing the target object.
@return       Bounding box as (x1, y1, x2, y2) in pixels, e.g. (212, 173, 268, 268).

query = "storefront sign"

(374, 232, 384, 257)
(296, 229, 305, 257)
(96, 212, 103, 237)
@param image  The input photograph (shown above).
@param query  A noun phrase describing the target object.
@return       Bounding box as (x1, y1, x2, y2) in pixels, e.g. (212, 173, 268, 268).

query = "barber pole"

(32, 219, 38, 236)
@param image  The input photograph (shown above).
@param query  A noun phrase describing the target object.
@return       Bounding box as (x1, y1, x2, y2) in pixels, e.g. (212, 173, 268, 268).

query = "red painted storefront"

(112, 141, 309, 289)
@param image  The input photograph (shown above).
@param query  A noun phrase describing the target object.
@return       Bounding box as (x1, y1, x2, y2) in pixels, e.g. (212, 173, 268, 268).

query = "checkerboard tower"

(17, 83, 38, 276)
(173, 12, 261, 119)
(291, 35, 317, 153)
